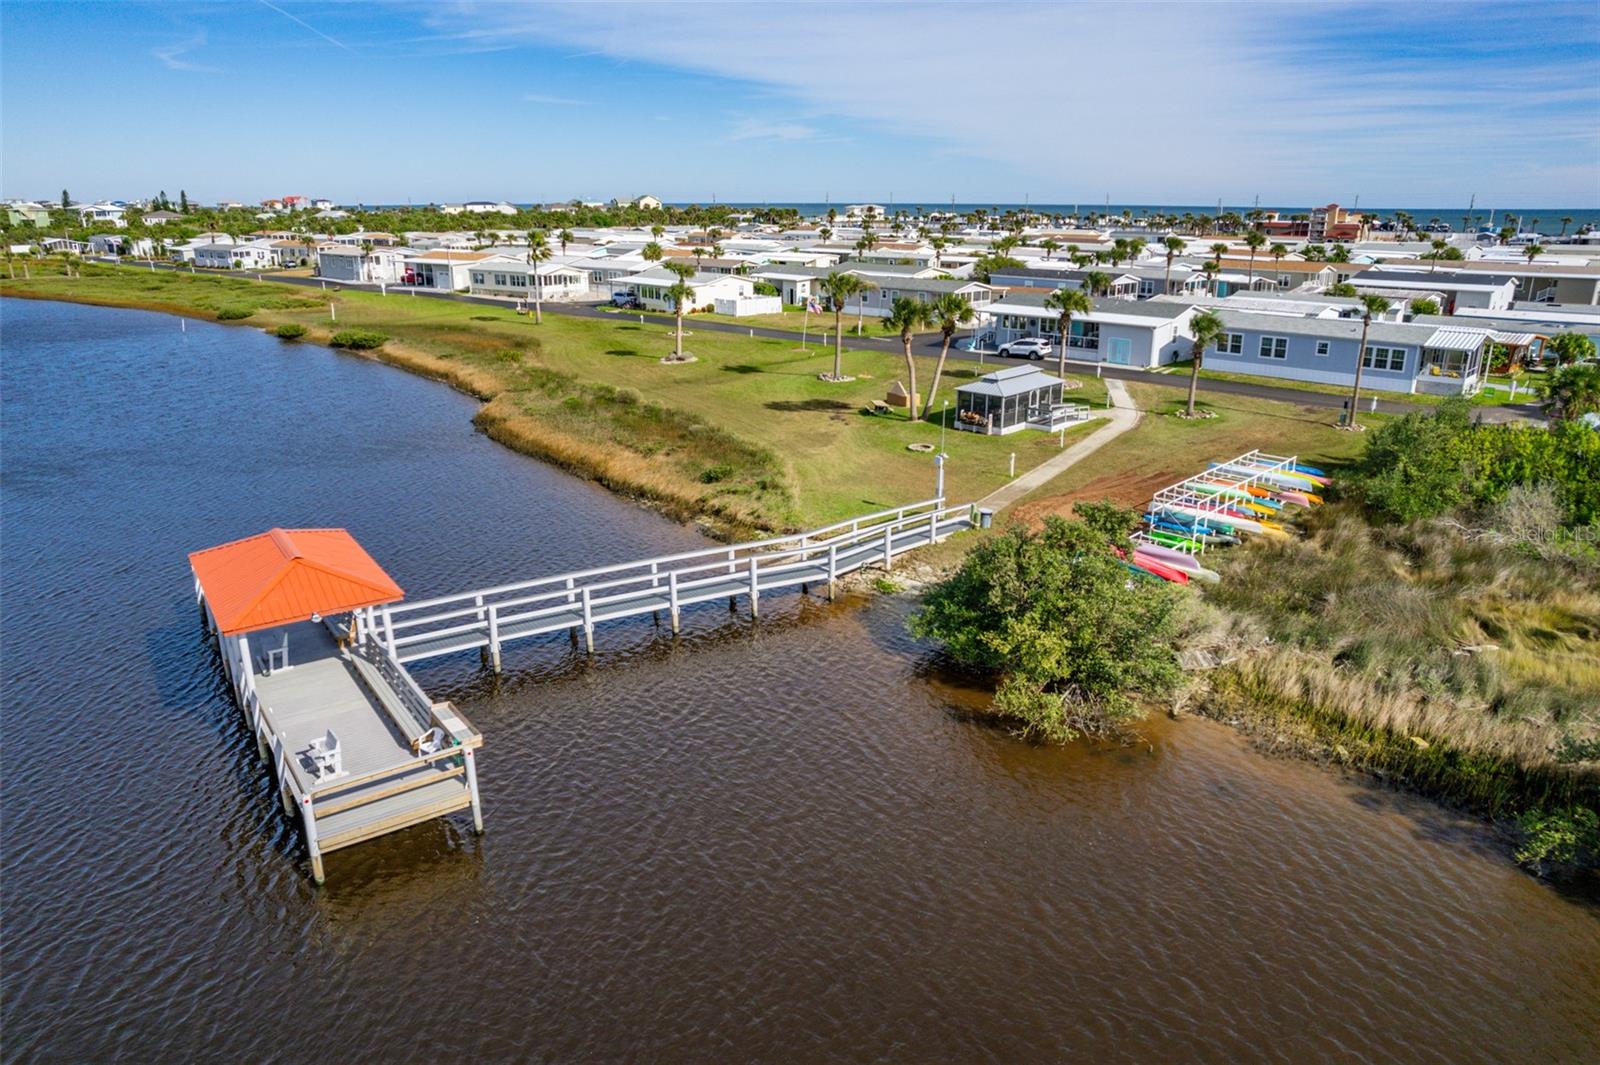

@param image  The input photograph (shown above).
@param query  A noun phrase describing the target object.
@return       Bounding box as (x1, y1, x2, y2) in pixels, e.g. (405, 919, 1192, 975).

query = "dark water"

(3, 298, 1597, 1063)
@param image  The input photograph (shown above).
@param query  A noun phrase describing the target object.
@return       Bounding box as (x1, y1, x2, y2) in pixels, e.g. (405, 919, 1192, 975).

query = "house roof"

(992, 292, 1191, 322)
(1358, 270, 1516, 291)
(1213, 309, 1477, 346)
(957, 365, 1065, 398)
(189, 528, 404, 636)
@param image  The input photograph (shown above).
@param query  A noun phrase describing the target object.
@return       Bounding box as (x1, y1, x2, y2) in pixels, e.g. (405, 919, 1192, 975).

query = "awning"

(189, 528, 404, 636)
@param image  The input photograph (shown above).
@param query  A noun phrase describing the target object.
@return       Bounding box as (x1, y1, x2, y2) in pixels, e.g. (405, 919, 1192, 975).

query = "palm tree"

(923, 292, 975, 415)
(526, 229, 550, 323)
(691, 245, 706, 265)
(642, 241, 663, 263)
(819, 271, 868, 379)
(819, 225, 833, 243)
(1200, 260, 1220, 295)
(931, 236, 947, 268)
(1302, 243, 1327, 262)
(1559, 216, 1573, 238)
(1428, 238, 1449, 272)
(882, 297, 932, 419)
(558, 228, 573, 255)
(1348, 294, 1392, 430)
(1040, 238, 1060, 260)
(1243, 230, 1266, 286)
(1184, 310, 1227, 417)
(1162, 235, 1184, 295)
(651, 224, 665, 241)
(663, 259, 697, 360)
(1524, 243, 1545, 265)
(1327, 244, 1351, 264)
(1082, 270, 1111, 297)
(1045, 286, 1091, 379)
(1540, 364, 1600, 421)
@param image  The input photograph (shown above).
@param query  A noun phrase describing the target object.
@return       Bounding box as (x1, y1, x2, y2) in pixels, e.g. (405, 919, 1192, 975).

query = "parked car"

(999, 337, 1053, 360)
(610, 293, 642, 309)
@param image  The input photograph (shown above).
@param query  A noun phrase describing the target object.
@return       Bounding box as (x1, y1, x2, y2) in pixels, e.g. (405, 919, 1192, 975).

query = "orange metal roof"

(189, 528, 404, 636)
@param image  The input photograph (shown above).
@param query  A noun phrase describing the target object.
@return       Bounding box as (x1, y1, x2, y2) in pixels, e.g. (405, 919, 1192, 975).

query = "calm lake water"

(3, 298, 1597, 1063)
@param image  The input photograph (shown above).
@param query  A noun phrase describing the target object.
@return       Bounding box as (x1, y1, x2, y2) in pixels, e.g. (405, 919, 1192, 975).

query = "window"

(494, 273, 507, 286)
(1315, 340, 1330, 356)
(1216, 333, 1243, 355)
(1363, 346, 1405, 371)
(471, 272, 485, 284)
(511, 274, 527, 287)
(1259, 336, 1288, 359)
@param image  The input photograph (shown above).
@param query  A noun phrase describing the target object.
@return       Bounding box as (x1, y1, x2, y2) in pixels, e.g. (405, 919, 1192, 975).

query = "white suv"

(999, 337, 1053, 360)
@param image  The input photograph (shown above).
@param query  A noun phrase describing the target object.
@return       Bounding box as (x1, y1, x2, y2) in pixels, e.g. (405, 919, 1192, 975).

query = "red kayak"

(1129, 551, 1190, 584)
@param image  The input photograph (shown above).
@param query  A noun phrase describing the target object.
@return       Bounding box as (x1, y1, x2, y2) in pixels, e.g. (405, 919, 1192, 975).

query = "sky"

(2, 0, 1597, 208)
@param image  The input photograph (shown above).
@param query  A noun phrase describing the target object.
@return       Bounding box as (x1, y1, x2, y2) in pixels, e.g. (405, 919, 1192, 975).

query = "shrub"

(215, 305, 254, 320)
(272, 323, 307, 340)
(1515, 806, 1600, 875)
(699, 463, 735, 484)
(614, 387, 641, 406)
(911, 512, 1183, 742)
(328, 329, 387, 350)
(752, 280, 779, 297)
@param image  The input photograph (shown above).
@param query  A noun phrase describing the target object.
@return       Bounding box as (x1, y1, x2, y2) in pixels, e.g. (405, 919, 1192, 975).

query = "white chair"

(412, 727, 445, 757)
(308, 729, 342, 779)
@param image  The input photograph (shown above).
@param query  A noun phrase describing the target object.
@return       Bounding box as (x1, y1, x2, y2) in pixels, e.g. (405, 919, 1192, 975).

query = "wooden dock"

(193, 499, 973, 883)
(373, 498, 975, 668)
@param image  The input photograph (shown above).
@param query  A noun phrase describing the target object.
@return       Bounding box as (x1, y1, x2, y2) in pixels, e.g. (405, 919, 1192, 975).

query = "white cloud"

(152, 32, 219, 74)
(727, 117, 818, 142)
(420, 1, 1600, 203)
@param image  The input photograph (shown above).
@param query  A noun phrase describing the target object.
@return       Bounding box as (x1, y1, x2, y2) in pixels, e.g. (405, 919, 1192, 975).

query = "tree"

(1559, 216, 1573, 238)
(1428, 238, 1449, 272)
(558, 228, 573, 255)
(1540, 364, 1600, 421)
(1327, 244, 1351, 264)
(1408, 298, 1440, 318)
(525, 229, 550, 323)
(662, 259, 697, 360)
(923, 292, 975, 416)
(882, 297, 932, 419)
(1302, 243, 1327, 262)
(1326, 282, 1358, 297)
(1161, 235, 1185, 295)
(61, 189, 70, 211)
(1243, 229, 1266, 286)
(1045, 286, 1091, 380)
(642, 241, 663, 263)
(1547, 331, 1596, 367)
(1040, 238, 1060, 260)
(909, 512, 1183, 743)
(1082, 269, 1111, 297)
(1524, 243, 1545, 265)
(1199, 260, 1219, 296)
(819, 271, 869, 379)
(179, 189, 189, 214)
(1184, 309, 1227, 416)
(1348, 294, 1392, 430)
(651, 224, 664, 240)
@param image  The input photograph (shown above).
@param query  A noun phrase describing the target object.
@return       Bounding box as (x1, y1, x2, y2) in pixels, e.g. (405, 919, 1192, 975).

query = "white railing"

(1146, 449, 1302, 550)
(381, 498, 974, 663)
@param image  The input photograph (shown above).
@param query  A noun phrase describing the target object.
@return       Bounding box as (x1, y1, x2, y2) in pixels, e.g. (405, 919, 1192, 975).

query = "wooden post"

(580, 586, 594, 654)
(748, 556, 760, 618)
(299, 793, 324, 884)
(668, 569, 681, 633)
(464, 748, 484, 834)
(487, 604, 501, 672)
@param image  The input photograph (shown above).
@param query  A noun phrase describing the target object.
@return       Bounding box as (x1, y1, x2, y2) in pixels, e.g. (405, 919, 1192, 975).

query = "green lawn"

(1162, 360, 1537, 409)
(4, 264, 1108, 531)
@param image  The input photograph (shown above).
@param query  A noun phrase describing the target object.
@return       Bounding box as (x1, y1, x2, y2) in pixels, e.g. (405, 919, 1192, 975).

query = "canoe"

(1136, 547, 1220, 583)
(1130, 553, 1190, 583)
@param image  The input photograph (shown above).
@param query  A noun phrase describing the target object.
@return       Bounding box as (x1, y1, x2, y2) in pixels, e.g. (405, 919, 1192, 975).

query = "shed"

(954, 365, 1066, 435)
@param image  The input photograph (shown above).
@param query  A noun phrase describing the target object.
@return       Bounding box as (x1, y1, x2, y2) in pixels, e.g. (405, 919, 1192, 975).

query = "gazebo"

(954, 365, 1068, 435)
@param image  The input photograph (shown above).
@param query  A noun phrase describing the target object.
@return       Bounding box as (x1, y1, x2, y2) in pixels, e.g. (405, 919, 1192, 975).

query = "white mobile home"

(986, 293, 1197, 367)
(612, 269, 755, 312)
(469, 262, 590, 301)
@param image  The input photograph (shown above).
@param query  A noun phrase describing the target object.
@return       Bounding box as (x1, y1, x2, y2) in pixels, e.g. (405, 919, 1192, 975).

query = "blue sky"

(3, 1, 1596, 207)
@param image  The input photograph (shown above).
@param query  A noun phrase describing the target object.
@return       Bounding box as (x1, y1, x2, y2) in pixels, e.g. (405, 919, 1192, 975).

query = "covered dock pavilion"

(191, 528, 483, 883)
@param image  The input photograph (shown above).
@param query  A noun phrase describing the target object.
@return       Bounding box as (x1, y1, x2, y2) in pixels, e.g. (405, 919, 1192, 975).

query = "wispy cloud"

(727, 117, 818, 142)
(256, 0, 355, 53)
(416, 0, 1600, 204)
(523, 93, 589, 106)
(152, 31, 219, 73)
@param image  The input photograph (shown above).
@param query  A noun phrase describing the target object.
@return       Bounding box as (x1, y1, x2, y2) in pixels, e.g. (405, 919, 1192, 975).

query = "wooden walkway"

(369, 499, 976, 669)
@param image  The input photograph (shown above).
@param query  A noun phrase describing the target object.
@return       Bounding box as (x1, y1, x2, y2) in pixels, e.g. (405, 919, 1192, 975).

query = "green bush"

(1515, 806, 1600, 875)
(215, 305, 254, 320)
(700, 463, 735, 484)
(328, 329, 387, 350)
(911, 510, 1183, 742)
(752, 280, 779, 297)
(614, 387, 641, 406)
(272, 323, 307, 340)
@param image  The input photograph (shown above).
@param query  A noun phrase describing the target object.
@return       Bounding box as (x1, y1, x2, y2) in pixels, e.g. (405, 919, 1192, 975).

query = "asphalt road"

(91, 259, 1546, 423)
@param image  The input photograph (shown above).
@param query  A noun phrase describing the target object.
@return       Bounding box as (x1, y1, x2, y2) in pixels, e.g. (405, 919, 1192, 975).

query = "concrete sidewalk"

(977, 378, 1141, 513)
